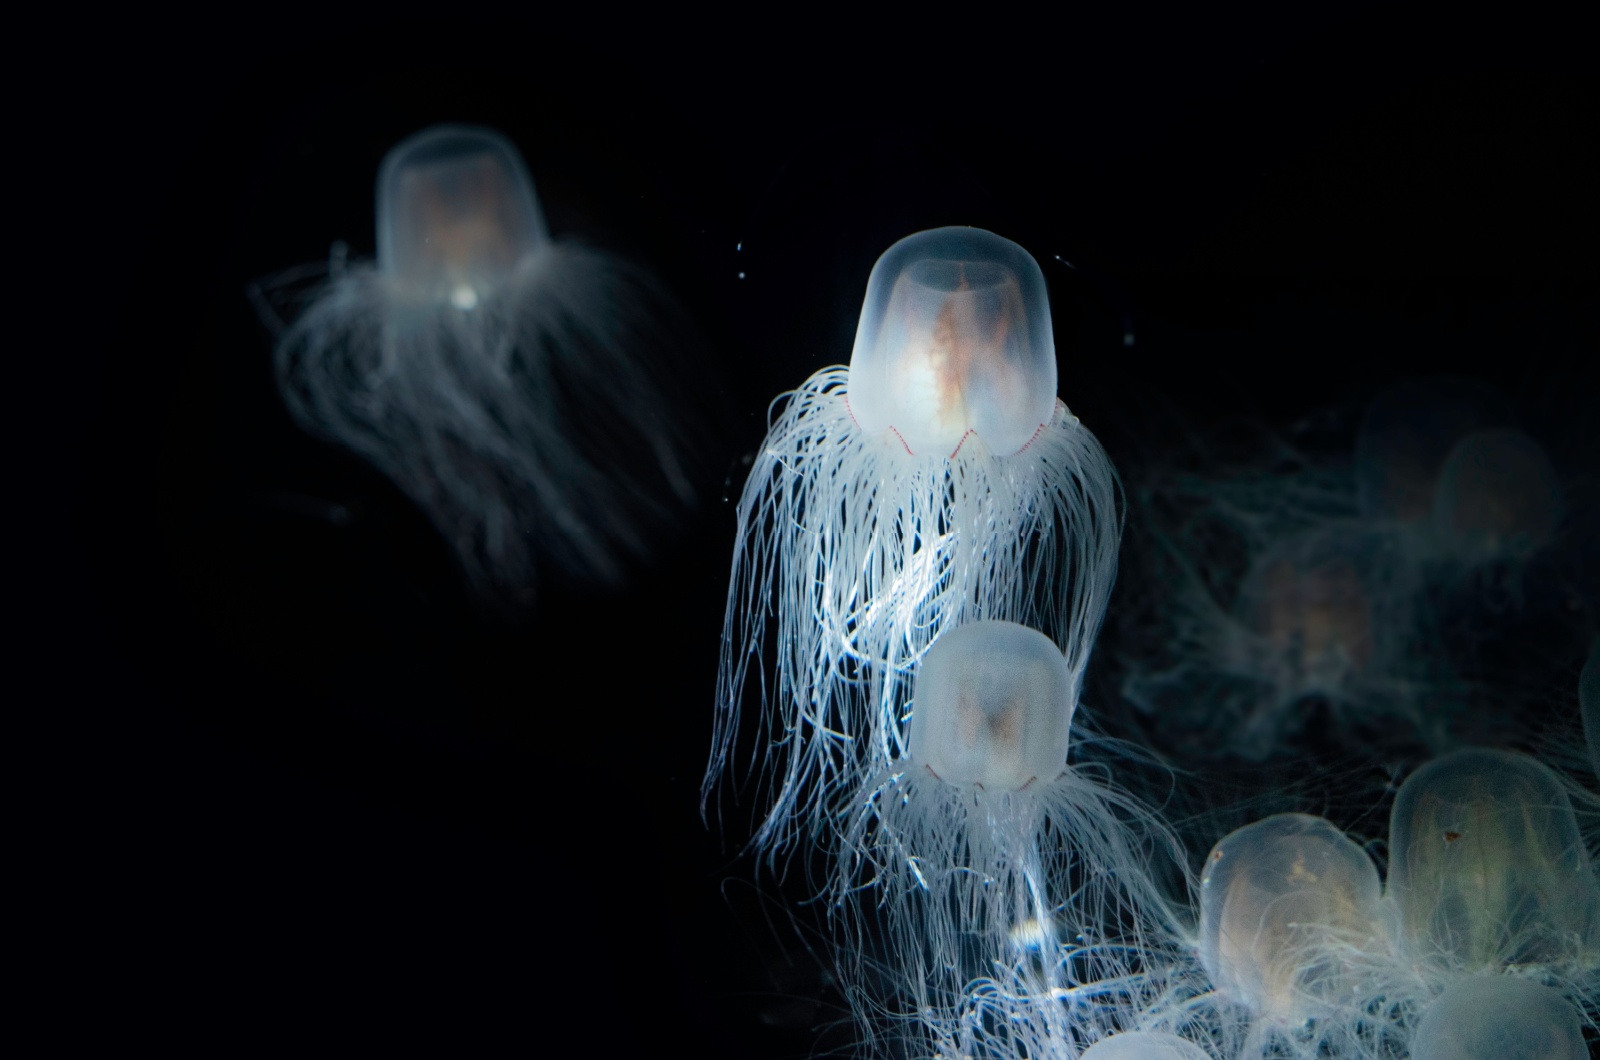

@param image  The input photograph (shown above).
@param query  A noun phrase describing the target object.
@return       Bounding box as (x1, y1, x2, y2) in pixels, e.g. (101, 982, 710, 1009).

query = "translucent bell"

(848, 227, 1056, 457)
(377, 124, 549, 306)
(1199, 813, 1384, 1022)
(1387, 747, 1600, 969)
(908, 621, 1074, 790)
(1411, 976, 1586, 1060)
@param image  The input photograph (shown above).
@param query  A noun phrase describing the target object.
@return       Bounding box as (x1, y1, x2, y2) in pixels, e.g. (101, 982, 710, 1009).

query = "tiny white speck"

(451, 285, 479, 310)
(736, 242, 742, 252)
(1123, 332, 1135, 347)
(738, 271, 746, 279)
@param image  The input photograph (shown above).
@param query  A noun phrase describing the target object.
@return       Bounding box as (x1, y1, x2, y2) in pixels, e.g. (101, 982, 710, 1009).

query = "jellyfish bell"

(1410, 975, 1586, 1060)
(377, 125, 548, 307)
(1386, 747, 1600, 973)
(708, 226, 1120, 859)
(847, 228, 1055, 456)
(1079, 1031, 1211, 1060)
(907, 621, 1074, 790)
(1197, 813, 1387, 1027)
(836, 621, 1183, 1028)
(1429, 427, 1563, 568)
(1228, 531, 1383, 724)
(1353, 374, 1509, 526)
(266, 123, 707, 608)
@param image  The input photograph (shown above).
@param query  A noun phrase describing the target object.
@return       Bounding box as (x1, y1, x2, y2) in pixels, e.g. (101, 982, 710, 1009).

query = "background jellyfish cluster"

(63, 7, 1597, 1058)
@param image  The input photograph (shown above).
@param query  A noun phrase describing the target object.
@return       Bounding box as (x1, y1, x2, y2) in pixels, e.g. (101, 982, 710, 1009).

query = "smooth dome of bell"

(1411, 976, 1586, 1060)
(1198, 813, 1384, 1022)
(1387, 747, 1600, 969)
(848, 227, 1056, 456)
(377, 124, 549, 307)
(907, 621, 1075, 790)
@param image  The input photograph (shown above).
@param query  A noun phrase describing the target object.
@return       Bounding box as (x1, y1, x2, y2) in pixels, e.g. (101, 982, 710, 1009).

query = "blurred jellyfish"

(836, 621, 1182, 1036)
(708, 227, 1119, 854)
(1121, 515, 1434, 761)
(263, 124, 706, 605)
(1197, 813, 1388, 1029)
(1410, 975, 1586, 1060)
(1353, 374, 1509, 527)
(1584, 637, 1600, 777)
(1386, 747, 1600, 973)
(1430, 427, 1563, 568)
(1080, 1030, 1211, 1060)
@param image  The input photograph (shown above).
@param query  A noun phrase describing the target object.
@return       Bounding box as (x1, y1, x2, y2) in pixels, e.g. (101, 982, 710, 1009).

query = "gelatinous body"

(1353, 375, 1509, 525)
(907, 621, 1074, 789)
(1080, 1031, 1212, 1060)
(837, 621, 1180, 1038)
(847, 231, 1056, 456)
(1430, 427, 1562, 566)
(709, 227, 1120, 857)
(1198, 813, 1385, 1024)
(1411, 975, 1586, 1060)
(1386, 748, 1600, 971)
(269, 125, 704, 605)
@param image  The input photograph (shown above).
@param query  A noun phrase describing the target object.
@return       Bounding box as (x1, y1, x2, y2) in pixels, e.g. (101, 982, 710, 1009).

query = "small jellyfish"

(1584, 637, 1600, 777)
(1080, 1031, 1212, 1060)
(708, 226, 1120, 854)
(1386, 747, 1600, 972)
(1410, 975, 1586, 1060)
(1237, 539, 1374, 692)
(1122, 515, 1433, 762)
(837, 621, 1181, 1023)
(1353, 374, 1509, 526)
(1430, 427, 1563, 568)
(1198, 813, 1387, 1027)
(265, 124, 705, 605)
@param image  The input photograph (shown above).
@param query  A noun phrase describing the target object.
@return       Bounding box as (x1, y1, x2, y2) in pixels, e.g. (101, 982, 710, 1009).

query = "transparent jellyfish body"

(1429, 427, 1563, 569)
(1197, 813, 1388, 1029)
(263, 124, 705, 604)
(1386, 747, 1600, 974)
(834, 621, 1184, 1048)
(708, 227, 1120, 856)
(1410, 975, 1587, 1060)
(1078, 1030, 1211, 1060)
(1353, 374, 1509, 528)
(1120, 512, 1435, 761)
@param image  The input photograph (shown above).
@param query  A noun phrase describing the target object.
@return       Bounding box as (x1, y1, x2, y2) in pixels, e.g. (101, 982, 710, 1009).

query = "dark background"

(49, 4, 1597, 1054)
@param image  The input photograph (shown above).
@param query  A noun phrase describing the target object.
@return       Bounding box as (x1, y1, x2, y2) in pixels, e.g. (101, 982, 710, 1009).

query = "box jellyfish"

(268, 125, 703, 604)
(1429, 427, 1563, 568)
(1386, 747, 1600, 972)
(1411, 975, 1587, 1060)
(1121, 516, 1433, 762)
(836, 621, 1181, 1028)
(708, 227, 1120, 855)
(1080, 1031, 1211, 1060)
(1353, 375, 1508, 527)
(1198, 813, 1387, 1027)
